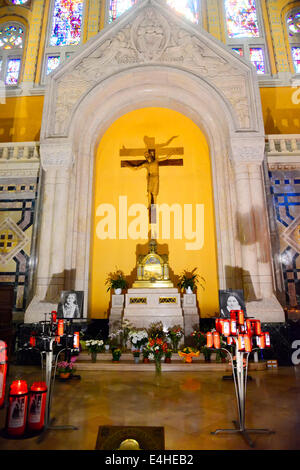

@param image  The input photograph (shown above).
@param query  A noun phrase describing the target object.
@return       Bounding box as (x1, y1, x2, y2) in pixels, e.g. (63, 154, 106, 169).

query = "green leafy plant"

(165, 349, 173, 359)
(177, 269, 205, 292)
(133, 350, 140, 358)
(105, 269, 127, 292)
(201, 346, 212, 361)
(112, 348, 122, 361)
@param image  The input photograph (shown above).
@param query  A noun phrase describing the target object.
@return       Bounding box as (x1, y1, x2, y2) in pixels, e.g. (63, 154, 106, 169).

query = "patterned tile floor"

(0, 365, 300, 450)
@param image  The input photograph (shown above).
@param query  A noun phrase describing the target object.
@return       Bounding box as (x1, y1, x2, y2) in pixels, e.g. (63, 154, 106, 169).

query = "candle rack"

(36, 336, 78, 444)
(210, 339, 275, 448)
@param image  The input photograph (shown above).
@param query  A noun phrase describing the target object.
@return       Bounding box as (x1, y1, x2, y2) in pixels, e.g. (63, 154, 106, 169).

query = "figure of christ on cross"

(120, 136, 184, 211)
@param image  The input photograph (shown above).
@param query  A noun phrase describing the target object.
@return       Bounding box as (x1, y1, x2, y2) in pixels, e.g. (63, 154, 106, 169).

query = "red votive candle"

(206, 332, 213, 348)
(213, 332, 220, 349)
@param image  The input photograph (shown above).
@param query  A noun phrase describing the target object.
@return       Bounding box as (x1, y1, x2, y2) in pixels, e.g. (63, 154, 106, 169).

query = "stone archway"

(25, 0, 284, 322)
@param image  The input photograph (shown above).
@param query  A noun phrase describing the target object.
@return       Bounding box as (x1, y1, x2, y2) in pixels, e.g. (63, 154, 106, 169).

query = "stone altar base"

(124, 288, 183, 330)
(109, 288, 200, 340)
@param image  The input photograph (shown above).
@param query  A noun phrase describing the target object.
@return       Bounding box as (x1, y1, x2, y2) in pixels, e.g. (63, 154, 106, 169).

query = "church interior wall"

(0, 0, 299, 319)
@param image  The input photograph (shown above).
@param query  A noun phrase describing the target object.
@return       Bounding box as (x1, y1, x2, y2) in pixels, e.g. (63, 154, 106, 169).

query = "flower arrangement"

(177, 269, 205, 293)
(85, 339, 105, 354)
(191, 329, 207, 350)
(112, 348, 122, 361)
(164, 349, 173, 363)
(178, 347, 200, 363)
(109, 319, 133, 351)
(147, 337, 169, 373)
(128, 329, 148, 350)
(147, 321, 166, 340)
(105, 269, 127, 292)
(167, 325, 184, 352)
(57, 356, 77, 375)
(142, 347, 151, 362)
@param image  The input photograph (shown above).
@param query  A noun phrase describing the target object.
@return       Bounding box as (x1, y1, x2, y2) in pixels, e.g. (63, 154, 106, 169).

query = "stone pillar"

(182, 294, 199, 343)
(231, 139, 285, 322)
(35, 167, 56, 300)
(233, 162, 262, 301)
(109, 295, 125, 334)
(248, 163, 274, 297)
(48, 168, 71, 301)
(25, 141, 73, 323)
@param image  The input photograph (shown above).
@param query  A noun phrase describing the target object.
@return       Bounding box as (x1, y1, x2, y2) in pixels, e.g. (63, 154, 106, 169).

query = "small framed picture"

(57, 291, 84, 319)
(218, 289, 247, 318)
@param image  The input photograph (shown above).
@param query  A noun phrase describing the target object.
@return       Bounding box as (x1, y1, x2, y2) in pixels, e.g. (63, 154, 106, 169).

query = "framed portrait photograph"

(218, 289, 247, 318)
(57, 291, 84, 319)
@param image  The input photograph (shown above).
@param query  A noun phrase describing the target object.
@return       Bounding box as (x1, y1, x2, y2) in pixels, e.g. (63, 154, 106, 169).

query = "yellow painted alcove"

(89, 107, 219, 318)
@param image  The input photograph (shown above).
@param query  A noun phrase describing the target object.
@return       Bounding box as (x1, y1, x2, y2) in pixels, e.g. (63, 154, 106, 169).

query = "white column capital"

(40, 139, 74, 170)
(230, 136, 265, 164)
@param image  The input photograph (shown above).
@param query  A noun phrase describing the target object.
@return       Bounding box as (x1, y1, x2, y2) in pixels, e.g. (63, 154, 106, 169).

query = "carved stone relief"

(52, 4, 251, 136)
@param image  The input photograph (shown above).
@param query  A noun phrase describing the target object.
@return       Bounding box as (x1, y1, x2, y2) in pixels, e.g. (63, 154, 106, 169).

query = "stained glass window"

(249, 47, 265, 74)
(108, 0, 200, 23)
(232, 47, 244, 56)
(46, 55, 61, 74)
(5, 57, 21, 85)
(0, 24, 24, 50)
(166, 0, 200, 23)
(292, 47, 300, 74)
(287, 11, 300, 36)
(10, 0, 29, 4)
(49, 0, 83, 46)
(225, 0, 260, 38)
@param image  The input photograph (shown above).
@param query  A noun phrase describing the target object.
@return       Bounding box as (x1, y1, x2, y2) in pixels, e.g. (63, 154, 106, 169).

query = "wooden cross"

(120, 135, 184, 168)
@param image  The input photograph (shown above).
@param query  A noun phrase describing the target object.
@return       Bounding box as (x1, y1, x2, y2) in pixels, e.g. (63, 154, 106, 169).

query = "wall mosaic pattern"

(269, 170, 300, 307)
(0, 176, 38, 312)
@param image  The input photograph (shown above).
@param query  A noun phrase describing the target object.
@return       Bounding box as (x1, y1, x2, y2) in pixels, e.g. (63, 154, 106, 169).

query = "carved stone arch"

(25, 0, 284, 322)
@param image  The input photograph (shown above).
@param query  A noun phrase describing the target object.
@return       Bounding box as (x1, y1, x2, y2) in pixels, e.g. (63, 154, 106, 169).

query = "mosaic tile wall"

(269, 170, 300, 307)
(0, 176, 39, 313)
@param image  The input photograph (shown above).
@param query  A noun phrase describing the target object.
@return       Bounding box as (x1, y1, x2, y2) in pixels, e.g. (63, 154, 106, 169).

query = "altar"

(109, 239, 199, 339)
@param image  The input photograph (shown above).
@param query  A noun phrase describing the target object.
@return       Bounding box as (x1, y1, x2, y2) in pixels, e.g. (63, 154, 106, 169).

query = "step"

(75, 360, 228, 372)
(77, 351, 216, 362)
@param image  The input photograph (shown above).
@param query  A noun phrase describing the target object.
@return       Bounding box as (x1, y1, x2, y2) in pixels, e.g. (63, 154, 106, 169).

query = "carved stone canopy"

(42, 0, 263, 145)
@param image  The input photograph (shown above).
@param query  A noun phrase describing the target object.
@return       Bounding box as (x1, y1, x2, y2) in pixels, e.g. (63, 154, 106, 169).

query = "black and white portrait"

(57, 291, 84, 319)
(219, 290, 247, 318)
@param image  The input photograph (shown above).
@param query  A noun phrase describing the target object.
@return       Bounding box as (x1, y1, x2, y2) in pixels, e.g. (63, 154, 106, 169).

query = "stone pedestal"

(109, 294, 125, 334)
(182, 294, 200, 341)
(123, 288, 183, 330)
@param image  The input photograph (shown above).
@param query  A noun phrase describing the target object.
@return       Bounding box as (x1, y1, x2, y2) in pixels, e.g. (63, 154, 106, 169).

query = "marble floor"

(0, 365, 300, 450)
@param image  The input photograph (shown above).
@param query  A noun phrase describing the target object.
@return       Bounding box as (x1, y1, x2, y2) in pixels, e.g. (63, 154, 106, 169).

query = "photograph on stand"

(219, 289, 247, 318)
(57, 291, 84, 319)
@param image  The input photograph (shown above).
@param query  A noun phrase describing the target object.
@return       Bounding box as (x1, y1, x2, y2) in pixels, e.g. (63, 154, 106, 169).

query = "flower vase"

(134, 356, 140, 364)
(91, 351, 97, 363)
(60, 372, 70, 379)
(172, 341, 179, 353)
(143, 357, 150, 364)
(155, 358, 162, 375)
(165, 357, 171, 363)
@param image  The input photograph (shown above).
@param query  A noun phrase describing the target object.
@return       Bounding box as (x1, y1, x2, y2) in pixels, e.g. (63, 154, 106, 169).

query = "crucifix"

(120, 136, 184, 229)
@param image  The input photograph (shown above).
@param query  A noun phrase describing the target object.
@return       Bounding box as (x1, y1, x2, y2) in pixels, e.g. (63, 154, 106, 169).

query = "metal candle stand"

(211, 338, 275, 448)
(36, 335, 78, 444)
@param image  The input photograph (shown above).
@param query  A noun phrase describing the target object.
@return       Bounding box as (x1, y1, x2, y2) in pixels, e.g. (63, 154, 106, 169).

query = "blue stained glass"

(292, 47, 300, 74)
(46, 55, 61, 74)
(249, 47, 265, 74)
(10, 0, 29, 4)
(5, 57, 21, 85)
(50, 0, 83, 47)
